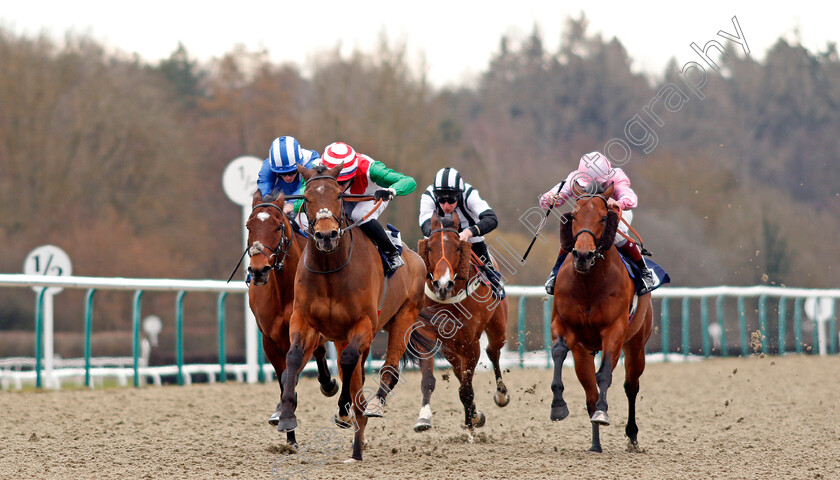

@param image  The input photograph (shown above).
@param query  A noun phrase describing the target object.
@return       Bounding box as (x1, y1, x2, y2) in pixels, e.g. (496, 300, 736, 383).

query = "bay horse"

(548, 181, 653, 453)
(274, 164, 426, 462)
(246, 190, 338, 447)
(411, 212, 510, 436)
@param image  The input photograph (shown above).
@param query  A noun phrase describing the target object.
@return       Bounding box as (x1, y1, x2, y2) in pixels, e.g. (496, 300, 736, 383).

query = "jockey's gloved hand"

(373, 188, 396, 202)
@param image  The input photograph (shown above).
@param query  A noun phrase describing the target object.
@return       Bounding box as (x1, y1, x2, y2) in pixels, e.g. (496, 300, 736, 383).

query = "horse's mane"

(263, 192, 281, 203)
(312, 165, 328, 174)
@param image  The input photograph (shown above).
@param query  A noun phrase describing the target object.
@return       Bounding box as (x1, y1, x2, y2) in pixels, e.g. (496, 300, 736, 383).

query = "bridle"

(570, 193, 611, 260)
(285, 174, 380, 274)
(248, 202, 294, 274)
(226, 201, 293, 283)
(427, 226, 462, 282)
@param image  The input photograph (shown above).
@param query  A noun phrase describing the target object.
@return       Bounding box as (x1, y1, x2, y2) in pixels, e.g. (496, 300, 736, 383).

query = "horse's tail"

(401, 314, 447, 368)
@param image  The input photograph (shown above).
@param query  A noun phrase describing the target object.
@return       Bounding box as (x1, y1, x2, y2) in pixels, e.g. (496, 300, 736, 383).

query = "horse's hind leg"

(414, 355, 435, 432)
(365, 305, 417, 417)
(623, 330, 648, 451)
(314, 342, 339, 397)
(485, 305, 510, 407)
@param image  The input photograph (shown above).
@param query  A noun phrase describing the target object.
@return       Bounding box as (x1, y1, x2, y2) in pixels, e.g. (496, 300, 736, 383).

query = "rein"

(573, 193, 651, 256)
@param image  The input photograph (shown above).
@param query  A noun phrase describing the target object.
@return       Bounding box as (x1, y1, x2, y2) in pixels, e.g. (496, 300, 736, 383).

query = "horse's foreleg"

(549, 336, 570, 421)
(277, 314, 316, 433)
(571, 347, 601, 452)
(414, 355, 435, 432)
(347, 357, 369, 462)
(458, 344, 481, 433)
(262, 332, 297, 445)
(334, 341, 359, 429)
(314, 341, 339, 397)
(593, 328, 624, 426)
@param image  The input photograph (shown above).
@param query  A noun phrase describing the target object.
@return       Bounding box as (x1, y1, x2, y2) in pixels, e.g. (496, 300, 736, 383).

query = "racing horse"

(548, 181, 653, 453)
(274, 164, 426, 462)
(246, 190, 338, 447)
(411, 212, 510, 436)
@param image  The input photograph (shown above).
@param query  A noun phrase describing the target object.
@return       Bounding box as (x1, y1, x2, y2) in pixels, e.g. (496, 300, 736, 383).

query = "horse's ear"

(417, 239, 431, 273)
(603, 182, 615, 201)
(252, 189, 262, 208)
(430, 212, 441, 230)
(457, 241, 472, 280)
(324, 162, 343, 179)
(450, 210, 460, 227)
(570, 179, 586, 198)
(274, 192, 286, 207)
(298, 164, 313, 182)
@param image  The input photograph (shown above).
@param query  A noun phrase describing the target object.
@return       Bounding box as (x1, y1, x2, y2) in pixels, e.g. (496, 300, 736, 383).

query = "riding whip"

(521, 180, 565, 262)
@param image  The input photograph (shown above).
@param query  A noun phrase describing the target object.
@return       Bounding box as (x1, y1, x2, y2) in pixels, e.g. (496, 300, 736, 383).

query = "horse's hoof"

(590, 410, 610, 426)
(275, 417, 297, 433)
(268, 410, 282, 426)
(494, 392, 510, 407)
(472, 411, 486, 428)
(343, 457, 361, 464)
(550, 404, 569, 421)
(414, 418, 432, 432)
(626, 439, 641, 453)
(588, 445, 603, 453)
(334, 414, 354, 429)
(363, 396, 385, 418)
(320, 379, 339, 397)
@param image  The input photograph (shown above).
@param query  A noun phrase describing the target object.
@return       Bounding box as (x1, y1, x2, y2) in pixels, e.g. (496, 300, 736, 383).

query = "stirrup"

(545, 273, 556, 295)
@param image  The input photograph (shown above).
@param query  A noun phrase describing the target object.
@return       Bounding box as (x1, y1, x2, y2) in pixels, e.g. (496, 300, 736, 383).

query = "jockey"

(257, 136, 320, 213)
(319, 142, 416, 275)
(419, 167, 504, 297)
(540, 151, 655, 295)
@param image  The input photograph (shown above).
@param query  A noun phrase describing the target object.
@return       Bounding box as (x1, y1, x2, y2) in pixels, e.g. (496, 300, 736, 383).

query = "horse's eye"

(601, 216, 607, 222)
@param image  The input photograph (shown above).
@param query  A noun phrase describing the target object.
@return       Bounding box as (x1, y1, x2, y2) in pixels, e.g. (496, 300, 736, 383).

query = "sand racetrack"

(2, 355, 839, 480)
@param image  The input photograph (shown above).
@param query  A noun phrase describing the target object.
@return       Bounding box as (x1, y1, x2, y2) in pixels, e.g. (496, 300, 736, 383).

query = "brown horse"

(246, 190, 338, 447)
(274, 164, 426, 462)
(411, 212, 510, 436)
(548, 181, 653, 453)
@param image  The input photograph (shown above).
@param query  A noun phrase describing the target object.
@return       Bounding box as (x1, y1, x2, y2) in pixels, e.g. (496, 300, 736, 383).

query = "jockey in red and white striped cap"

(319, 142, 416, 275)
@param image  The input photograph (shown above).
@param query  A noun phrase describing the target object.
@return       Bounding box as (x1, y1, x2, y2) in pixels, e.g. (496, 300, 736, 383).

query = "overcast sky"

(1, 1, 836, 87)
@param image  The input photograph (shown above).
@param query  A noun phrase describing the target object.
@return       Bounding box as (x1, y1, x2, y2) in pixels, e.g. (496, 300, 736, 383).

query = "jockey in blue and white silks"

(257, 136, 320, 211)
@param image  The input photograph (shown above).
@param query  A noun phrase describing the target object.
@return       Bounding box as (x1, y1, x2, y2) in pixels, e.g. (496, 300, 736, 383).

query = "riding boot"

(617, 241, 655, 294)
(471, 241, 504, 298)
(359, 220, 404, 275)
(545, 250, 567, 295)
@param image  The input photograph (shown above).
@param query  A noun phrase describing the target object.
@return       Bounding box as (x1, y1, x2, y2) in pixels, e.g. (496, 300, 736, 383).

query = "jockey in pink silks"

(539, 151, 655, 295)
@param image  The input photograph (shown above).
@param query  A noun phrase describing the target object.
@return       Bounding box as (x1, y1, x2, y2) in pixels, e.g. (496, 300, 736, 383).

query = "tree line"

(1, 16, 838, 342)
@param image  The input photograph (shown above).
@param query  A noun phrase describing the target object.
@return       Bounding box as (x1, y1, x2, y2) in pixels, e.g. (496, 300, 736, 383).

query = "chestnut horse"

(274, 164, 426, 462)
(549, 181, 653, 453)
(411, 212, 510, 436)
(246, 191, 338, 447)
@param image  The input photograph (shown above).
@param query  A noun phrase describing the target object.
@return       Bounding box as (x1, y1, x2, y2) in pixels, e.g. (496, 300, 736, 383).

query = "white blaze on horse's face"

(257, 212, 270, 222)
(439, 267, 452, 287)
